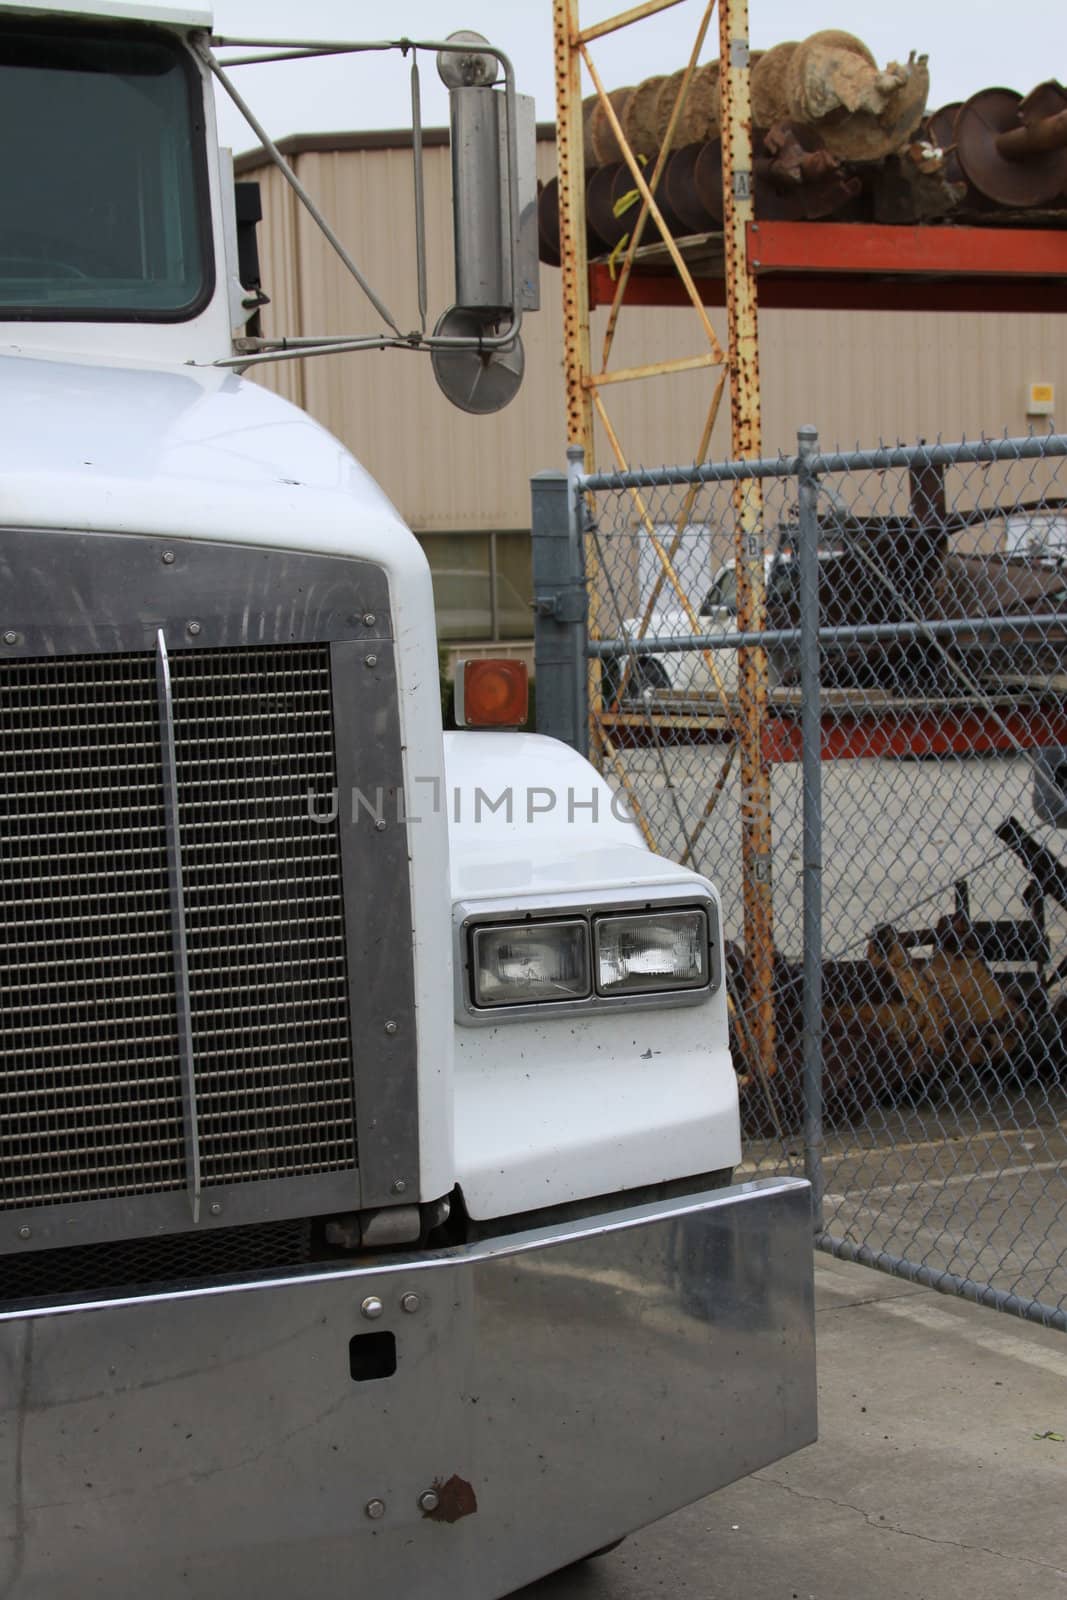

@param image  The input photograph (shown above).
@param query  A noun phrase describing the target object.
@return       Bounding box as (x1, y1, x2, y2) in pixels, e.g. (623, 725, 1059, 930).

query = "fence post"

(530, 448, 588, 755)
(797, 424, 825, 1232)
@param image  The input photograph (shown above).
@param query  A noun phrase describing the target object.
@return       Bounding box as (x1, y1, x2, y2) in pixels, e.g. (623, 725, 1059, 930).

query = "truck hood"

(0, 350, 458, 1205)
(0, 351, 408, 553)
(442, 731, 711, 901)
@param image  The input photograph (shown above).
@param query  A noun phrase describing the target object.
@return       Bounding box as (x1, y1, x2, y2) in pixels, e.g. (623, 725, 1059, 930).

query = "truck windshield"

(0, 22, 209, 319)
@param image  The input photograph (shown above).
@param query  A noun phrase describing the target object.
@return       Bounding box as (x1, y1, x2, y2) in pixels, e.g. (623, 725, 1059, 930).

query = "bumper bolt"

(161, 550, 176, 565)
(418, 1490, 440, 1514)
(365, 1499, 386, 1520)
(361, 1295, 384, 1320)
(3, 631, 18, 646)
(362, 613, 377, 627)
(187, 621, 202, 637)
(365, 654, 378, 668)
(400, 1292, 420, 1314)
(17, 1226, 31, 1241)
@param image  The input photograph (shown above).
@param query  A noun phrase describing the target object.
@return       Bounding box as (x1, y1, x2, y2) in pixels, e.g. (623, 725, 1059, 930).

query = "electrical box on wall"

(1027, 382, 1055, 417)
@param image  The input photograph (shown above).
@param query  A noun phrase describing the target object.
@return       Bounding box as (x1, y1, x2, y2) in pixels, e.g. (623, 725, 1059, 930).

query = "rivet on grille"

(365, 1499, 386, 1520)
(400, 1292, 420, 1314)
(361, 1296, 384, 1320)
(418, 1489, 439, 1513)
(365, 654, 378, 668)
(187, 620, 202, 636)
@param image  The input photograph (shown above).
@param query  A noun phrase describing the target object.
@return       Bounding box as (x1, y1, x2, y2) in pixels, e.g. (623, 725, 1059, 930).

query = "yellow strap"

(607, 233, 631, 280)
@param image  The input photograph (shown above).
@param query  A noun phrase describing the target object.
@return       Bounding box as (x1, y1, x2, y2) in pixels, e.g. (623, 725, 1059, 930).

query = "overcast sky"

(209, 0, 1060, 155)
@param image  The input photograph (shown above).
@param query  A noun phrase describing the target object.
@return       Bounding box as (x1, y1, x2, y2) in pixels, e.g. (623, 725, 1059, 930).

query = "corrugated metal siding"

(245, 137, 1067, 530)
(287, 142, 572, 532)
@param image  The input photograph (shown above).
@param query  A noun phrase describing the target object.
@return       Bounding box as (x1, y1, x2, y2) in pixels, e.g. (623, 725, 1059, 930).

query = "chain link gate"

(532, 429, 1067, 1331)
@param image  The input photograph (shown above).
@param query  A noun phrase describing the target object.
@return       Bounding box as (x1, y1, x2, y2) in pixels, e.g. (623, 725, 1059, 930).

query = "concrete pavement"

(516, 1254, 1067, 1599)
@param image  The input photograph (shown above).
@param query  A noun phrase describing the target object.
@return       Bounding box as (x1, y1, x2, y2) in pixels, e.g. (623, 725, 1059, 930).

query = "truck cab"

(0, 5, 815, 1595)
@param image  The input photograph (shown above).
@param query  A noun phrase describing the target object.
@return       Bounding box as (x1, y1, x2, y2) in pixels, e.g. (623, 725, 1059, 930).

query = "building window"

(415, 530, 532, 642)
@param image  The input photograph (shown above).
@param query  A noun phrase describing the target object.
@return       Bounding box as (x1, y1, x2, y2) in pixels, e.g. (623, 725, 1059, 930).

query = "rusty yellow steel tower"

(552, 0, 776, 1087)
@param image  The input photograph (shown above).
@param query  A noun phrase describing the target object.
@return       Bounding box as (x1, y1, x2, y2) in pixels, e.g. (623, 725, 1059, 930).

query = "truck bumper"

(0, 1175, 815, 1599)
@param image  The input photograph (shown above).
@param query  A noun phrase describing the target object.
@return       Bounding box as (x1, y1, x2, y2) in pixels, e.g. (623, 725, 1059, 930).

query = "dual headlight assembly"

(457, 896, 719, 1021)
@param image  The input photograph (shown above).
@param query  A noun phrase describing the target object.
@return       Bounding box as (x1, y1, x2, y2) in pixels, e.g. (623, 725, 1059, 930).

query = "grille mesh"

(0, 644, 355, 1214)
(0, 653, 183, 1208)
(0, 1218, 315, 1304)
(169, 648, 355, 1185)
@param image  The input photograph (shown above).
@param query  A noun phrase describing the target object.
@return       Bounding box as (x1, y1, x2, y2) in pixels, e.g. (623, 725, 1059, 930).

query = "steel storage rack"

(548, 0, 1067, 1090)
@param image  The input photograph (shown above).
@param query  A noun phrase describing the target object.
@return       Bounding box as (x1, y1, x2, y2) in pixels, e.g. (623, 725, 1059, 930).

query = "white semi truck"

(0, 4, 815, 1595)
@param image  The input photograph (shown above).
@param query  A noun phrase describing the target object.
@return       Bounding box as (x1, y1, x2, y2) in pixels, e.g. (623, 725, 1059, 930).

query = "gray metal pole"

(565, 445, 589, 759)
(530, 450, 588, 755)
(797, 425, 824, 1231)
(589, 609, 1067, 656)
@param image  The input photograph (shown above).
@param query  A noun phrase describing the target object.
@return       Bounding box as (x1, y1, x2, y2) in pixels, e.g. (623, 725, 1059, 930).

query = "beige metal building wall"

(238, 129, 1066, 635)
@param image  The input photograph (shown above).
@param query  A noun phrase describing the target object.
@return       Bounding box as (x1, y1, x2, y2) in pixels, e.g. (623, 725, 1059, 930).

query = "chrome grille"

(0, 644, 355, 1213)
(0, 653, 183, 1207)
(169, 648, 355, 1185)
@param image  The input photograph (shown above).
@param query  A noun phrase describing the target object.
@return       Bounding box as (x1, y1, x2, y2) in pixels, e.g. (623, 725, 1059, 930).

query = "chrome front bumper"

(0, 1176, 815, 1599)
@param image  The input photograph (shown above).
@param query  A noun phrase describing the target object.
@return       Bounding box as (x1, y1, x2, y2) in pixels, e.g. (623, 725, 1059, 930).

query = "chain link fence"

(534, 431, 1067, 1330)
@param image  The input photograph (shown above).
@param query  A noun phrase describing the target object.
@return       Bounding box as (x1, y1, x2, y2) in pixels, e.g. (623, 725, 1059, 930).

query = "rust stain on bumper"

(423, 1475, 478, 1524)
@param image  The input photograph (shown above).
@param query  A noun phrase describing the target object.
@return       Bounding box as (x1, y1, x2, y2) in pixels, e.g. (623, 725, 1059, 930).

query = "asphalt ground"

(513, 1254, 1067, 1600)
(817, 1108, 1067, 1312)
(742, 1090, 1067, 1318)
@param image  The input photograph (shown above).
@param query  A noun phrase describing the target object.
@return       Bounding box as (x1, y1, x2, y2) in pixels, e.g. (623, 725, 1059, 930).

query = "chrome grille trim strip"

(157, 628, 203, 1223)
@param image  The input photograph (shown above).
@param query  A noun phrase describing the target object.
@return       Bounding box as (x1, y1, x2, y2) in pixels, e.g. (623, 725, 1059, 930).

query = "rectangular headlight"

(594, 909, 709, 997)
(471, 920, 591, 1008)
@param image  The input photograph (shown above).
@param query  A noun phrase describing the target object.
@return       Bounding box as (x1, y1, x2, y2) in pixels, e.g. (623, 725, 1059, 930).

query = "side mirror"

(431, 33, 539, 415)
(218, 152, 268, 339)
(447, 84, 539, 316)
(208, 28, 537, 413)
(234, 181, 263, 294)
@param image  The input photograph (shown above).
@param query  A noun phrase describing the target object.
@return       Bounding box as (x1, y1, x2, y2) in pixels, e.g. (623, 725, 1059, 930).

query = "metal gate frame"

(532, 427, 1067, 1333)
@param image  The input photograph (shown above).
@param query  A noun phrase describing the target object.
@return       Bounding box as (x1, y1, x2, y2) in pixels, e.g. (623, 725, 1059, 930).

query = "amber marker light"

(454, 658, 529, 728)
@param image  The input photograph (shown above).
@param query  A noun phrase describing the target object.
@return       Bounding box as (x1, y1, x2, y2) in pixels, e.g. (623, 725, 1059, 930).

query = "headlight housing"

(595, 909, 708, 997)
(472, 920, 590, 1008)
(458, 894, 718, 1020)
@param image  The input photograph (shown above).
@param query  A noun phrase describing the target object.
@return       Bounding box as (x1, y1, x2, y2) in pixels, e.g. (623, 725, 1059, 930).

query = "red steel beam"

(762, 705, 1067, 765)
(589, 266, 1066, 312)
(588, 221, 1067, 313)
(748, 219, 1067, 277)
